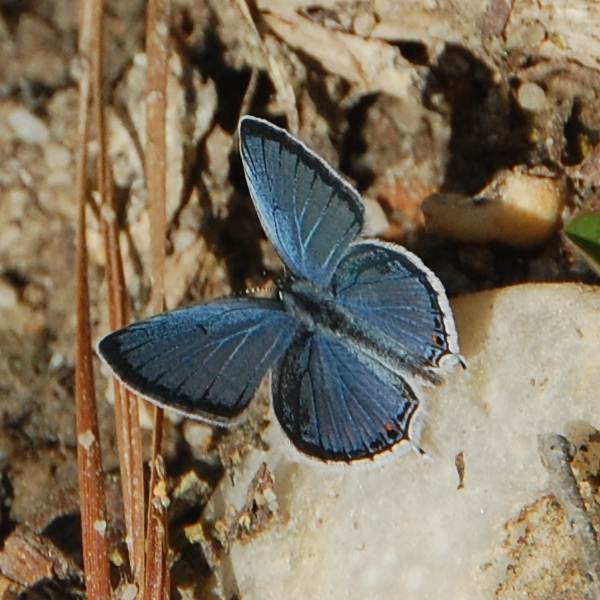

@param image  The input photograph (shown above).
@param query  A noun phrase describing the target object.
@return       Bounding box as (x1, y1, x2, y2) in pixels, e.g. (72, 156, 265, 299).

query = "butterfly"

(97, 116, 461, 463)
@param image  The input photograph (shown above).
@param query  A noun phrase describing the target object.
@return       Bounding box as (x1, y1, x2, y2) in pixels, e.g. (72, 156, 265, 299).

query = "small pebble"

(23, 282, 45, 309)
(353, 11, 376, 37)
(183, 420, 213, 451)
(363, 197, 390, 237)
(0, 224, 21, 253)
(7, 107, 50, 145)
(423, 168, 564, 248)
(0, 279, 18, 309)
(506, 21, 546, 52)
(171, 228, 197, 254)
(120, 584, 138, 600)
(517, 82, 549, 113)
(3, 188, 30, 223)
(43, 142, 71, 170)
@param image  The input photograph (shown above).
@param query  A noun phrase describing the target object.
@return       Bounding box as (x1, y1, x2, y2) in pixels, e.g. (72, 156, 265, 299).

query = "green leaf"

(565, 214, 600, 276)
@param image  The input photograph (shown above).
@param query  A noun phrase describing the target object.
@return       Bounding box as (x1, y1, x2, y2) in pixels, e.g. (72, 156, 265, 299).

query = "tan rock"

(423, 168, 564, 248)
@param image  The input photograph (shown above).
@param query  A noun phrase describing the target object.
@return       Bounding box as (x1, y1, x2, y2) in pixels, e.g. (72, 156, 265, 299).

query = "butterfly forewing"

(273, 330, 419, 462)
(97, 299, 298, 423)
(239, 116, 364, 287)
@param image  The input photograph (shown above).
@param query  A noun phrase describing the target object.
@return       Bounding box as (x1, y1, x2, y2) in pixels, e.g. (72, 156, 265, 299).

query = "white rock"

(362, 196, 390, 237)
(353, 11, 376, 37)
(517, 82, 549, 113)
(7, 106, 50, 145)
(170, 228, 198, 254)
(43, 142, 71, 170)
(0, 279, 18, 309)
(183, 421, 214, 452)
(206, 283, 600, 600)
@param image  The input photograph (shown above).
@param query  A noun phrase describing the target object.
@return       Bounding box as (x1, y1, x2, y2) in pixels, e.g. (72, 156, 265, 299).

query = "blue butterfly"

(97, 116, 461, 462)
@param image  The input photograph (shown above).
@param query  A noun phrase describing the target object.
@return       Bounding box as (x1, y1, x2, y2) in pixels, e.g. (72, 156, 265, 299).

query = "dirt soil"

(1, 0, 600, 598)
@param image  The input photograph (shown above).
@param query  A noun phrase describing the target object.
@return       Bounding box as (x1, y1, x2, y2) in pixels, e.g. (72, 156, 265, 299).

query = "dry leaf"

(264, 11, 416, 99)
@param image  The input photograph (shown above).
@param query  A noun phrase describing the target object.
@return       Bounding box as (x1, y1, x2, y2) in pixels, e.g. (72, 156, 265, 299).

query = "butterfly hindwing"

(97, 299, 298, 423)
(239, 116, 365, 287)
(273, 330, 419, 462)
(331, 241, 459, 371)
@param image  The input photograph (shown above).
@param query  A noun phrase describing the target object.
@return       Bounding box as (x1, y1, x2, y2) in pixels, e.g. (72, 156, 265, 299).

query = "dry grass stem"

(74, 0, 111, 597)
(144, 0, 172, 597)
(102, 166, 147, 586)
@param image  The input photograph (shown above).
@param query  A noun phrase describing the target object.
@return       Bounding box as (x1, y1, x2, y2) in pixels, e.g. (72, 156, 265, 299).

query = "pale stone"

(422, 168, 564, 248)
(207, 283, 600, 600)
(363, 196, 390, 236)
(43, 142, 71, 170)
(0, 279, 18, 309)
(170, 228, 197, 254)
(183, 421, 214, 452)
(353, 11, 377, 37)
(7, 107, 50, 145)
(517, 82, 550, 113)
(3, 187, 31, 223)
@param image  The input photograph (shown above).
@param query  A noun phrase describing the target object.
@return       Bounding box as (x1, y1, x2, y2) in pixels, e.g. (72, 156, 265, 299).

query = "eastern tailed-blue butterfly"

(97, 116, 461, 462)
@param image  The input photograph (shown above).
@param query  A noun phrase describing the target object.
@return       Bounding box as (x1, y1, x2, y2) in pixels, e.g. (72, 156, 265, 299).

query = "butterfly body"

(279, 277, 337, 330)
(97, 116, 461, 463)
(280, 267, 442, 385)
